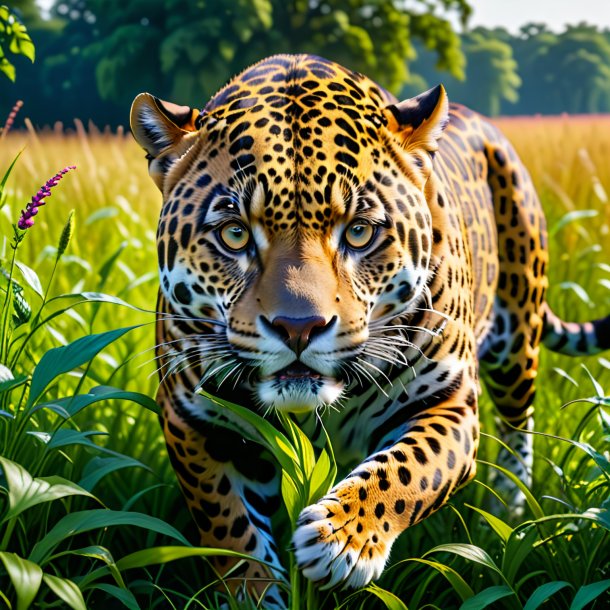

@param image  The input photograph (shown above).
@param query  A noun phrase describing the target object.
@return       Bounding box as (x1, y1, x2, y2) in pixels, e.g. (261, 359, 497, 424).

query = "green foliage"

(2, 0, 469, 127)
(0, 5, 34, 82)
(77, 0, 468, 103)
(406, 22, 610, 116)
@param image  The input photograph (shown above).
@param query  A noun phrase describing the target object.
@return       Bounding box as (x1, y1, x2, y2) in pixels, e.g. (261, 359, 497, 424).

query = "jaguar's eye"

(218, 221, 250, 251)
(344, 220, 375, 250)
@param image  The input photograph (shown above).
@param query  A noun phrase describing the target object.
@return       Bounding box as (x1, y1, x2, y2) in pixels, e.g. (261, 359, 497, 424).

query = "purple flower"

(18, 166, 76, 231)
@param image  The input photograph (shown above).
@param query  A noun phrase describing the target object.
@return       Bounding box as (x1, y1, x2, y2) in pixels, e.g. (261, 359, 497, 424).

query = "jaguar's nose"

(267, 315, 335, 356)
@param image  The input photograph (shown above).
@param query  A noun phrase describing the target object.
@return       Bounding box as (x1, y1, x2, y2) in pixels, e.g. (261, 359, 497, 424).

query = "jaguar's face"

(131, 55, 448, 413)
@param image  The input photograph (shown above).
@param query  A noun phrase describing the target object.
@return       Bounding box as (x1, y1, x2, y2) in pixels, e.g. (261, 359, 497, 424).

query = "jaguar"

(130, 54, 610, 606)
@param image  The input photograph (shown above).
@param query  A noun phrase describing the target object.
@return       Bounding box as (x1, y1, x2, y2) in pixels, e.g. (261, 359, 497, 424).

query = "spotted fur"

(130, 54, 610, 604)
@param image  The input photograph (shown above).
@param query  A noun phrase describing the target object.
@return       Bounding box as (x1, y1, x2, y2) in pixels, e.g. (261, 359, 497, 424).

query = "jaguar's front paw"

(292, 491, 392, 589)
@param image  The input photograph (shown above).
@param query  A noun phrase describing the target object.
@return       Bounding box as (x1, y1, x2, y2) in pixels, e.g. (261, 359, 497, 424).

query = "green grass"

(0, 114, 609, 609)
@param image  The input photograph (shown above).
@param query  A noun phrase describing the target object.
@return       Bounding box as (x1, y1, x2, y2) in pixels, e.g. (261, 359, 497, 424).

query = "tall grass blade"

(27, 325, 140, 406)
(478, 460, 545, 519)
(89, 584, 140, 610)
(424, 543, 504, 579)
(115, 546, 275, 572)
(464, 504, 513, 543)
(502, 525, 539, 584)
(28, 510, 190, 564)
(364, 583, 409, 610)
(78, 456, 150, 492)
(405, 558, 474, 601)
(34, 385, 160, 419)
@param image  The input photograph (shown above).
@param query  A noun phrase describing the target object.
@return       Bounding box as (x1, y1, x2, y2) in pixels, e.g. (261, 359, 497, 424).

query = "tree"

(2, 0, 472, 126)
(408, 29, 520, 117)
(0, 4, 35, 81)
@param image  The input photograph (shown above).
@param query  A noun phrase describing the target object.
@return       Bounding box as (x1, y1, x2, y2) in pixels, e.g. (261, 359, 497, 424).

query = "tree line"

(2, 1, 610, 128)
(404, 23, 610, 117)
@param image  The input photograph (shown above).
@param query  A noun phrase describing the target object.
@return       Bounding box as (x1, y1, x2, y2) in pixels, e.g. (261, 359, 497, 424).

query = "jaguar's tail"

(542, 303, 610, 356)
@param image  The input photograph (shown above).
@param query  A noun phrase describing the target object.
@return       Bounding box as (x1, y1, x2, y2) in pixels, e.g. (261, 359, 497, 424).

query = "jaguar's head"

(131, 54, 448, 413)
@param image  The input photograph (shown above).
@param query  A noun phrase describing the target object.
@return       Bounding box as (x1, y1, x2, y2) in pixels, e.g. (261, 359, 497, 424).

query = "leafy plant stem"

(290, 553, 300, 610)
(0, 516, 17, 551)
(31, 257, 59, 330)
(0, 242, 17, 364)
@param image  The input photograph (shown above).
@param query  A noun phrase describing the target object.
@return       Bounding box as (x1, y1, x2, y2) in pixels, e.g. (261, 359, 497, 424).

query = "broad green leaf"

(15, 261, 43, 298)
(569, 579, 610, 610)
(42, 574, 85, 610)
(89, 584, 140, 610)
(425, 544, 503, 578)
(29, 509, 189, 565)
(465, 504, 513, 543)
(0, 457, 96, 523)
(27, 325, 140, 406)
(34, 385, 160, 419)
(0, 552, 43, 610)
(523, 581, 572, 610)
(0, 57, 15, 81)
(460, 585, 515, 610)
(79, 456, 149, 491)
(406, 558, 474, 601)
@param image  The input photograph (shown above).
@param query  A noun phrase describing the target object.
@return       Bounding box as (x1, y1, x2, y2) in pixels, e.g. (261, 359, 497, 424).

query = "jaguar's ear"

(383, 85, 449, 155)
(130, 93, 200, 158)
(130, 94, 202, 190)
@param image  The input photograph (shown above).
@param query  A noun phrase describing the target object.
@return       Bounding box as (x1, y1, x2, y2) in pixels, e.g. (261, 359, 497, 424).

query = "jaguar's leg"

(480, 298, 540, 515)
(293, 382, 479, 588)
(158, 382, 286, 607)
(481, 132, 548, 515)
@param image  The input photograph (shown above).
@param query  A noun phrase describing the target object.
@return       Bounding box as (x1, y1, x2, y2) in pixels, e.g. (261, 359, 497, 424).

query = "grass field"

(0, 114, 609, 609)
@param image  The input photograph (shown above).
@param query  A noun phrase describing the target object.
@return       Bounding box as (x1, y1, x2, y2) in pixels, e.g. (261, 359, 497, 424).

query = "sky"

(453, 0, 610, 33)
(36, 0, 610, 32)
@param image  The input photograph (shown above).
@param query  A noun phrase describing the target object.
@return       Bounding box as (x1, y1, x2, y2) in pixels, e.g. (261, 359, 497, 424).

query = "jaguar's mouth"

(257, 360, 344, 413)
(274, 361, 321, 381)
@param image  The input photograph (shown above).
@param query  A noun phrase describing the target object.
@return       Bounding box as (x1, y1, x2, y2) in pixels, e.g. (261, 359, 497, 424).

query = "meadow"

(0, 113, 608, 609)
